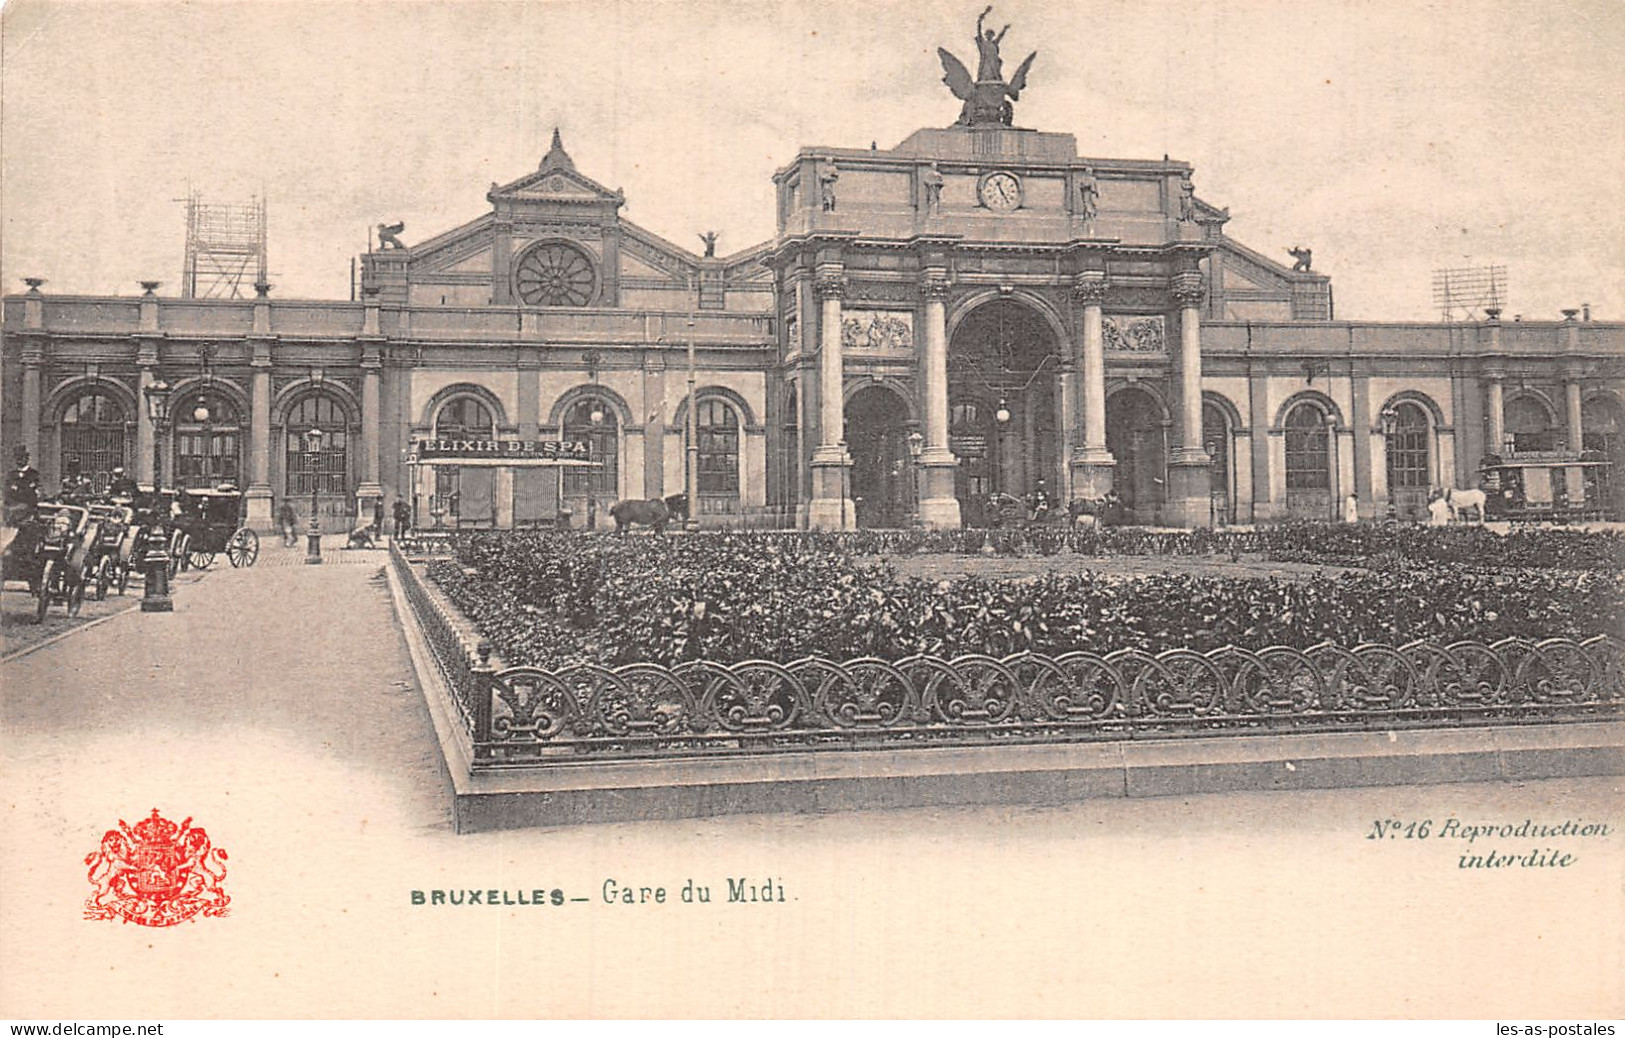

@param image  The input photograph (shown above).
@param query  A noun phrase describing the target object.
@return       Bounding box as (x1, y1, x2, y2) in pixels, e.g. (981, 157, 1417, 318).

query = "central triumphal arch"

(762, 16, 1237, 529)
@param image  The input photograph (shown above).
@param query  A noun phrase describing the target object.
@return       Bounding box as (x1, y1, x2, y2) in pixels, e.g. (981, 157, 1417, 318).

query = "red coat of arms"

(84, 809, 230, 926)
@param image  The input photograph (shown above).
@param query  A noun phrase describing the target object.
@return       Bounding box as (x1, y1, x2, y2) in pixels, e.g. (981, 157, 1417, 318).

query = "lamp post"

(588, 401, 605, 530)
(140, 379, 174, 612)
(1379, 406, 1399, 522)
(304, 426, 325, 564)
(906, 429, 924, 529)
(1204, 438, 1219, 528)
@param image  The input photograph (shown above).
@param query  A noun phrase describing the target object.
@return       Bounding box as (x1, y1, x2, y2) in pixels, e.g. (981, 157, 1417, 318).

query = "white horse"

(1436, 486, 1487, 524)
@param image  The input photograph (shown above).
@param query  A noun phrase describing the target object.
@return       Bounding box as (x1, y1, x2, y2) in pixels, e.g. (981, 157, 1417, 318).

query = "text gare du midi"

(410, 877, 789, 906)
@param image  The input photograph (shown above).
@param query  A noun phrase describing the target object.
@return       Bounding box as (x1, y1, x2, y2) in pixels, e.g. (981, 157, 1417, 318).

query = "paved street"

(2, 556, 1620, 1018)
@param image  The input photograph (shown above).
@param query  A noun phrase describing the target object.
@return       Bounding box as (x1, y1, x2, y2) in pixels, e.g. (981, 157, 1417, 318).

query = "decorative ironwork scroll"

(389, 548, 1623, 769)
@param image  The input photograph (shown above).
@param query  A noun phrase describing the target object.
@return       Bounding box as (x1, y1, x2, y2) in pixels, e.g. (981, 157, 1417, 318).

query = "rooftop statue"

(938, 6, 1037, 127)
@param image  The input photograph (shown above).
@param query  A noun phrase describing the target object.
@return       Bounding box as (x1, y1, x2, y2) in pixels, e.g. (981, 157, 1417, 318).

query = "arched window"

(284, 392, 349, 496)
(432, 397, 496, 521)
(697, 399, 740, 496)
(1506, 396, 1557, 453)
(1583, 396, 1623, 457)
(1385, 401, 1431, 488)
(60, 390, 128, 491)
(562, 396, 618, 496)
(433, 397, 495, 439)
(1284, 403, 1330, 489)
(173, 389, 241, 489)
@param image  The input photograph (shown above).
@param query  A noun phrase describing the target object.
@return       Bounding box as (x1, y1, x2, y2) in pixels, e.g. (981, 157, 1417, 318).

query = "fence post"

(472, 639, 495, 761)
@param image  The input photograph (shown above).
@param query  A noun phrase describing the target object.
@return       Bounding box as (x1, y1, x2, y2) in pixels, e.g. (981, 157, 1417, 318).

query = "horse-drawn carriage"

(1, 503, 94, 622)
(171, 487, 259, 571)
(83, 502, 139, 599)
(1477, 452, 1617, 523)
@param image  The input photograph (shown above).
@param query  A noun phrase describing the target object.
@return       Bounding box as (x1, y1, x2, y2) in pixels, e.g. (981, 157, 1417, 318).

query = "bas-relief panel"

(1097, 178, 1162, 213)
(1103, 314, 1166, 352)
(841, 309, 914, 352)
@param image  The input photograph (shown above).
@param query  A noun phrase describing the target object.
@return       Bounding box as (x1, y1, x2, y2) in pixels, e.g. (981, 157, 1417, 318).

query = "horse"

(1437, 486, 1487, 524)
(608, 493, 689, 535)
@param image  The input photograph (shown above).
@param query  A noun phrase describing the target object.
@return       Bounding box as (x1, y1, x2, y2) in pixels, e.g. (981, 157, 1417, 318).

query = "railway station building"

(5, 109, 1623, 531)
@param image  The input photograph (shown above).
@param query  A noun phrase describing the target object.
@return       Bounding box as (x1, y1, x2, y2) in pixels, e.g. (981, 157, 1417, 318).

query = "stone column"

(806, 265, 852, 529)
(916, 269, 960, 528)
(1484, 375, 1506, 456)
(1351, 372, 1375, 519)
(1564, 377, 1584, 454)
(245, 339, 274, 529)
(135, 344, 157, 485)
(357, 340, 384, 516)
(18, 336, 43, 467)
(1068, 270, 1115, 501)
(1248, 370, 1273, 522)
(1164, 270, 1212, 527)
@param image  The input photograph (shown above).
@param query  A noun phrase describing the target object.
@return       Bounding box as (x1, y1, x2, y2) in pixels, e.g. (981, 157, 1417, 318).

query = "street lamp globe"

(143, 379, 173, 425)
(995, 399, 1011, 424)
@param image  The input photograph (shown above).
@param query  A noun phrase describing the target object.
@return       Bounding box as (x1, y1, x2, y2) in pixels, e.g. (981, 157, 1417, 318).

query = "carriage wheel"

(94, 554, 113, 601)
(34, 561, 55, 624)
(189, 551, 216, 570)
(169, 533, 190, 578)
(226, 528, 259, 568)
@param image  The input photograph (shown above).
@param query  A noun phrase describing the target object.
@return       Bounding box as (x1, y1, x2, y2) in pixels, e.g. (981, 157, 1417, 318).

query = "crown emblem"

(84, 808, 230, 927)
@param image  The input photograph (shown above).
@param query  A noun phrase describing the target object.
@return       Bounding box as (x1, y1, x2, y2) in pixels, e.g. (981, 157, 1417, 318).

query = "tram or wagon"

(1478, 451, 1618, 523)
(84, 502, 137, 599)
(173, 486, 259, 570)
(1, 503, 93, 622)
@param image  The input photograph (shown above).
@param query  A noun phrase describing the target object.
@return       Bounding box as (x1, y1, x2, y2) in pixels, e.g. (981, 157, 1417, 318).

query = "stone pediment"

(487, 129, 624, 209)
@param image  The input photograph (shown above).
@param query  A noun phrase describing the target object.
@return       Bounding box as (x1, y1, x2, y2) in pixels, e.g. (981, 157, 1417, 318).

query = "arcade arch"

(945, 298, 1061, 525)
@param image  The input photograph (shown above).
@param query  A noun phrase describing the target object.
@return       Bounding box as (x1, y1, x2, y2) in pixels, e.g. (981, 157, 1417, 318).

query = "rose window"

(514, 242, 596, 307)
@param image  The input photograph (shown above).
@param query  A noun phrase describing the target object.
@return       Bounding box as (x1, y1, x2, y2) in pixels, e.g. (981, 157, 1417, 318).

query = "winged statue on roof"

(938, 6, 1037, 127)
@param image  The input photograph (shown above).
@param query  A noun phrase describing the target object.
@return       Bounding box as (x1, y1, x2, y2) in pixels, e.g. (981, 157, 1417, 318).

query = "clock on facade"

(978, 171, 1022, 212)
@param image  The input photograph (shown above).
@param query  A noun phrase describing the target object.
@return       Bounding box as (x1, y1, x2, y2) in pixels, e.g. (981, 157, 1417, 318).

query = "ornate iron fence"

(390, 547, 1623, 768)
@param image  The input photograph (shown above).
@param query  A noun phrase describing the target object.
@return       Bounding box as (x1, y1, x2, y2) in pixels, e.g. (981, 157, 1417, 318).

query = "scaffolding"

(181, 191, 267, 299)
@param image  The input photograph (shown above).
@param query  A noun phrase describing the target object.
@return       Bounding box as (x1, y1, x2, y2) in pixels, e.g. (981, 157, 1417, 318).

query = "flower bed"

(795, 523, 1625, 572)
(429, 532, 1624, 671)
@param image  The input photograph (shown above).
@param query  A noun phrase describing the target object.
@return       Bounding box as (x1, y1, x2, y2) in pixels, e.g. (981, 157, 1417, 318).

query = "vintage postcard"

(2, 0, 1621, 1021)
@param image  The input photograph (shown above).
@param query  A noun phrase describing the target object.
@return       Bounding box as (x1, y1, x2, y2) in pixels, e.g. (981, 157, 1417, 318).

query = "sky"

(2, 0, 1622, 321)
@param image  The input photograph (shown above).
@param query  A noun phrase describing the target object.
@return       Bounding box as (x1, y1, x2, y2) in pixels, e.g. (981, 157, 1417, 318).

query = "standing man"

(109, 465, 138, 500)
(391, 498, 411, 541)
(5, 447, 41, 524)
(277, 499, 299, 547)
